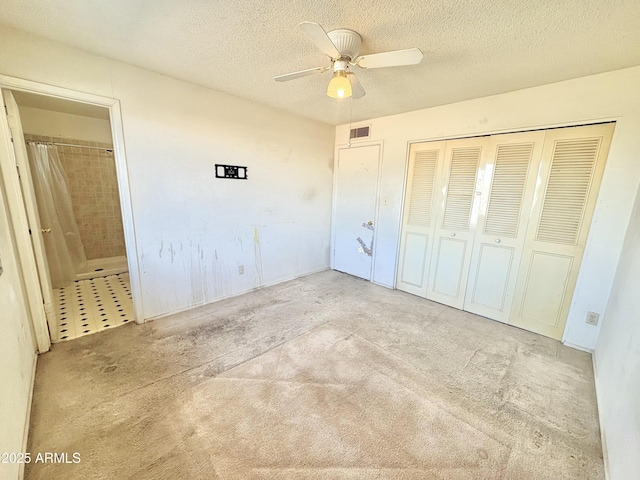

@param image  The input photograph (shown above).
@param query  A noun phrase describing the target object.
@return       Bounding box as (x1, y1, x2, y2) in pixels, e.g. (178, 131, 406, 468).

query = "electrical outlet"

(238, 265, 244, 275)
(586, 311, 600, 326)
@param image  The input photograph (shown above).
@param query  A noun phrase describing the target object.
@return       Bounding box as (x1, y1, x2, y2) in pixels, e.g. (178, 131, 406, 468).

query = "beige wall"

(0, 24, 335, 320)
(595, 187, 640, 479)
(25, 134, 126, 260)
(0, 171, 36, 480)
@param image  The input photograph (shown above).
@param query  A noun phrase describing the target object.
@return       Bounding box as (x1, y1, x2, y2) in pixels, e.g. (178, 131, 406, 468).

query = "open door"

(0, 89, 50, 353)
(2, 90, 57, 341)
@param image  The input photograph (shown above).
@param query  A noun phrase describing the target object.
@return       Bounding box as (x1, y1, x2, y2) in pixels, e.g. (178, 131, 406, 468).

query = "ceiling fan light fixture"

(327, 70, 352, 99)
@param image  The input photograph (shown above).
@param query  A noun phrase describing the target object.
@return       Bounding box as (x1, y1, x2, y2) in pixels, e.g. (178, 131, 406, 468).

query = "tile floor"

(54, 273, 134, 342)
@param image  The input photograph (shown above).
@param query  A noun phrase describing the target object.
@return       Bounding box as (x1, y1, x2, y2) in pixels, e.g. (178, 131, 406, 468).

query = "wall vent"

(350, 126, 370, 140)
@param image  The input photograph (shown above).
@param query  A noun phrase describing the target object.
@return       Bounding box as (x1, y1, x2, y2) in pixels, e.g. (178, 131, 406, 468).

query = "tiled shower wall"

(25, 134, 126, 260)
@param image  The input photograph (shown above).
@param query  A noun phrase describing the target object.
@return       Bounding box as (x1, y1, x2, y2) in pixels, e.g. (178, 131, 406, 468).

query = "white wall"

(18, 105, 113, 144)
(0, 25, 335, 320)
(0, 173, 37, 480)
(335, 65, 640, 351)
(594, 186, 640, 480)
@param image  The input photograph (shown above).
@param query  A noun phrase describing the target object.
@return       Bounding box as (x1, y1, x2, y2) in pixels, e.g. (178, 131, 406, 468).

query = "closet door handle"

(450, 233, 456, 237)
(495, 238, 501, 243)
(41, 228, 51, 233)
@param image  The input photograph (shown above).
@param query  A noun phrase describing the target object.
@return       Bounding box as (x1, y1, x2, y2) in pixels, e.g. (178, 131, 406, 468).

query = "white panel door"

(333, 144, 380, 280)
(463, 131, 545, 322)
(510, 123, 614, 339)
(396, 141, 445, 297)
(426, 137, 486, 309)
(3, 90, 57, 340)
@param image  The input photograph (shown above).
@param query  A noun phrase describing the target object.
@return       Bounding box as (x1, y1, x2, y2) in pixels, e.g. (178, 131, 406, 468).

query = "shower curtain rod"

(26, 140, 113, 153)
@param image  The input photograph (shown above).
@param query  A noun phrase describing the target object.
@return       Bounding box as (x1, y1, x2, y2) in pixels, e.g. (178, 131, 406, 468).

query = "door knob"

(367, 220, 373, 226)
(450, 233, 456, 237)
(41, 228, 51, 233)
(495, 239, 501, 243)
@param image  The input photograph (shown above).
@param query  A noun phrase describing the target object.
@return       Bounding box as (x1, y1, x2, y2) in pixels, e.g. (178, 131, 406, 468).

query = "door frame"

(330, 140, 384, 282)
(0, 74, 144, 352)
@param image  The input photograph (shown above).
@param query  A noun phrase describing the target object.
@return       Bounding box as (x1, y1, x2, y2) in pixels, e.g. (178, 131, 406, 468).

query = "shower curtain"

(27, 143, 87, 288)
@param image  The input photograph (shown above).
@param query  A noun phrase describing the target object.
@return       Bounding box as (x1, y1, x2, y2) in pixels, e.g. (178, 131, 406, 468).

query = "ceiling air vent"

(350, 126, 370, 140)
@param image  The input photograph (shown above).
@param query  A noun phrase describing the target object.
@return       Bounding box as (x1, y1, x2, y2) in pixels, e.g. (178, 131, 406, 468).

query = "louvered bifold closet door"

(426, 137, 487, 309)
(397, 142, 445, 296)
(463, 131, 545, 323)
(509, 123, 614, 339)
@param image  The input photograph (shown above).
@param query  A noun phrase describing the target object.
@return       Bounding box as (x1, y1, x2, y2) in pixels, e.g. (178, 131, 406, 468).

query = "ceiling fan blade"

(274, 66, 327, 82)
(347, 72, 366, 99)
(355, 48, 423, 69)
(299, 21, 341, 59)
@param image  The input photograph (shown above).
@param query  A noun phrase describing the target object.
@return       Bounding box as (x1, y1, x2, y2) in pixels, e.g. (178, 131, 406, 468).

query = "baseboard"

(18, 351, 37, 480)
(592, 353, 611, 480)
(562, 340, 594, 353)
(145, 266, 330, 322)
(372, 280, 394, 289)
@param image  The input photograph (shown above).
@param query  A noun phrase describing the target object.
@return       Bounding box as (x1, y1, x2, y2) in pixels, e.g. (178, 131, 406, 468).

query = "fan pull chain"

(347, 99, 353, 147)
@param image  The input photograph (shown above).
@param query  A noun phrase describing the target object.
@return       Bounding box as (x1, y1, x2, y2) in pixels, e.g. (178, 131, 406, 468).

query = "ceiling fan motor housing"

(327, 29, 362, 62)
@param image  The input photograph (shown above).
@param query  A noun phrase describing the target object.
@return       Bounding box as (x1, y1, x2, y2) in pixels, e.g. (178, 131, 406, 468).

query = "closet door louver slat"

(484, 143, 534, 238)
(536, 138, 600, 245)
(407, 150, 437, 227)
(442, 147, 480, 231)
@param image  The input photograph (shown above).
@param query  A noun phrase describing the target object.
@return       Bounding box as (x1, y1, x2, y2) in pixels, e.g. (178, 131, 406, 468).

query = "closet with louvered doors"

(397, 122, 614, 340)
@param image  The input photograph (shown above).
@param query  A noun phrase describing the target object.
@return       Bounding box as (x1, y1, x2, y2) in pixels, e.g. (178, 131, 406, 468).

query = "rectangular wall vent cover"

(350, 126, 370, 140)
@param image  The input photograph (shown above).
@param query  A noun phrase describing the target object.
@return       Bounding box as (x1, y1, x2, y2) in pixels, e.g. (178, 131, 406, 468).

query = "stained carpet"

(26, 270, 603, 479)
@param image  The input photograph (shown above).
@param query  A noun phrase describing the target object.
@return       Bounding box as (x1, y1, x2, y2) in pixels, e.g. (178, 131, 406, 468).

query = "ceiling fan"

(275, 22, 424, 99)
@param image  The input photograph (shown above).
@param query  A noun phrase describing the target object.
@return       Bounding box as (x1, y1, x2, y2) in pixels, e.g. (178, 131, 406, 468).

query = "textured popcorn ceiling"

(1, 0, 640, 125)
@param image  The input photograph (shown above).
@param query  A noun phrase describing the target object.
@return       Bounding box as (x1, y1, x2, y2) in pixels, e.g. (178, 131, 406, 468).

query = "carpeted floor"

(25, 270, 603, 479)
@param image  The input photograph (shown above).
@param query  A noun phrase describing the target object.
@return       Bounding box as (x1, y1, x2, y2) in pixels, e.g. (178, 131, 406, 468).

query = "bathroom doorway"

(0, 82, 140, 347)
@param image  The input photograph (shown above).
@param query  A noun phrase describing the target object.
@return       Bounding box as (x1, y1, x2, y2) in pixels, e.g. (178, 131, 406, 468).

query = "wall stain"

(254, 226, 264, 286)
(189, 246, 206, 305)
(300, 187, 317, 203)
(159, 240, 164, 258)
